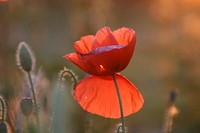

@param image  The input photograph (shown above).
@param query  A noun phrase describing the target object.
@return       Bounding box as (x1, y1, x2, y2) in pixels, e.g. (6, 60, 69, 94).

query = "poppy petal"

(74, 35, 94, 54)
(93, 27, 118, 49)
(64, 53, 87, 72)
(112, 27, 136, 45)
(74, 74, 144, 118)
(64, 27, 136, 76)
(78, 40, 135, 75)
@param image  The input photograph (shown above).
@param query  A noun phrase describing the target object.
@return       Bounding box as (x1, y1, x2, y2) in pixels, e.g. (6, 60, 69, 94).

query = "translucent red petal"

(93, 27, 118, 49)
(64, 27, 136, 76)
(74, 35, 94, 54)
(63, 53, 87, 72)
(112, 27, 136, 45)
(74, 74, 144, 118)
(78, 42, 134, 75)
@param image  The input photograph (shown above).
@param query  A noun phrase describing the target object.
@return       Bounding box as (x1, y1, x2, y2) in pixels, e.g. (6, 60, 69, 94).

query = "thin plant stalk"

(27, 72, 40, 133)
(112, 74, 125, 133)
(51, 68, 77, 133)
(0, 97, 5, 121)
(58, 68, 78, 93)
(85, 114, 93, 133)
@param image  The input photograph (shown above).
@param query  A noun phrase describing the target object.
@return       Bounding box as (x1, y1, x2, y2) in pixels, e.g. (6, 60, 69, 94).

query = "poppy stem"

(112, 74, 125, 133)
(27, 72, 40, 133)
(0, 97, 5, 121)
(58, 68, 78, 94)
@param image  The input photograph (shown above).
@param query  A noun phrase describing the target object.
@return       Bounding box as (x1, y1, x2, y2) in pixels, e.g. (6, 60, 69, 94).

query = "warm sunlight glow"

(0, 0, 8, 2)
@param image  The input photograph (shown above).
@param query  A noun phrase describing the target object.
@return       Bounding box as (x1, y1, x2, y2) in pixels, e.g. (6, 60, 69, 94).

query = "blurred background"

(0, 0, 200, 132)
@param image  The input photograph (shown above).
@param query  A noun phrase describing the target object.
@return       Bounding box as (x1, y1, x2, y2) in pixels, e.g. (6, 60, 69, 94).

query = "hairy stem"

(112, 74, 125, 133)
(27, 72, 40, 133)
(59, 69, 78, 93)
(0, 97, 5, 121)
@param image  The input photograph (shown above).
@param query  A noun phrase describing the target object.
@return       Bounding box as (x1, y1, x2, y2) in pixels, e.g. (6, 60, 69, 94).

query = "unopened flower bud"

(115, 123, 127, 133)
(16, 42, 35, 72)
(20, 97, 33, 117)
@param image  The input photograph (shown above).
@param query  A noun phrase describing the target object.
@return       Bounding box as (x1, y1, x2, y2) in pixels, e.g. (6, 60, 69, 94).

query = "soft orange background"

(0, 0, 200, 132)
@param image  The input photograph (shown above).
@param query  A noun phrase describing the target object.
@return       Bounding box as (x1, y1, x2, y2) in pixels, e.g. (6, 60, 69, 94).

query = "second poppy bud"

(20, 97, 33, 117)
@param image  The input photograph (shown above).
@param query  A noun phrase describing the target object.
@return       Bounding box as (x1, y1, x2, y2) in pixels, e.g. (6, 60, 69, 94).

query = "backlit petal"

(112, 27, 136, 45)
(64, 53, 87, 72)
(78, 41, 135, 75)
(74, 35, 94, 54)
(93, 27, 118, 49)
(74, 74, 144, 118)
(64, 27, 136, 76)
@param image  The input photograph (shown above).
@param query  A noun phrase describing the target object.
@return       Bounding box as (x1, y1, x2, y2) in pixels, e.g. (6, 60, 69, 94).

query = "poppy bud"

(0, 121, 7, 133)
(16, 42, 35, 72)
(20, 97, 33, 117)
(115, 123, 127, 133)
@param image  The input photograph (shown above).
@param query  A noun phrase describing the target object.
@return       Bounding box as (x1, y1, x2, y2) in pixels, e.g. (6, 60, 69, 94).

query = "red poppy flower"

(64, 27, 144, 118)
(65, 27, 136, 76)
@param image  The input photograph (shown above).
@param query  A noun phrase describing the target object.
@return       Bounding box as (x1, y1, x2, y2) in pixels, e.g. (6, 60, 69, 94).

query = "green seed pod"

(0, 121, 7, 133)
(20, 97, 33, 117)
(16, 42, 35, 72)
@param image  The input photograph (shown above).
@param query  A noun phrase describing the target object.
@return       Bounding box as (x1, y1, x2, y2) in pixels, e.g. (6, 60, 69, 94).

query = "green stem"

(112, 74, 125, 133)
(27, 72, 40, 133)
(0, 97, 5, 121)
(117, 124, 122, 133)
(85, 114, 93, 133)
(59, 69, 78, 93)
